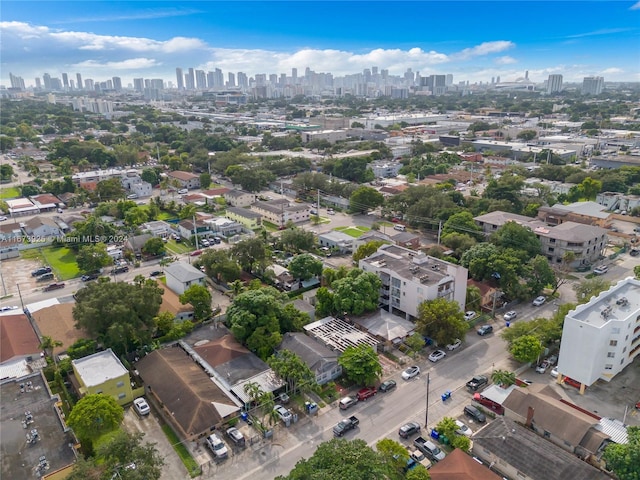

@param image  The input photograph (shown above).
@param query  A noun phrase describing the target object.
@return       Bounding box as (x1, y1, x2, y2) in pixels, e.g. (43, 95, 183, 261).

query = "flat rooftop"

(570, 278, 640, 328)
(0, 373, 76, 478)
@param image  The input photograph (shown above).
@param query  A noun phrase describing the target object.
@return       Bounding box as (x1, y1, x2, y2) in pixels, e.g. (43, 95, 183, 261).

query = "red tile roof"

(0, 313, 41, 362)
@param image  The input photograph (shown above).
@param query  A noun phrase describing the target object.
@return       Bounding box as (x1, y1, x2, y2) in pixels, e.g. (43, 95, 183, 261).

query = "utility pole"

(424, 372, 430, 428)
(437, 221, 442, 245)
(193, 214, 199, 250)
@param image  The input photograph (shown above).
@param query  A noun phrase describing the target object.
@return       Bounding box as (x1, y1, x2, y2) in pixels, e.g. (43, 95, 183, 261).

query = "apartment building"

(359, 244, 468, 321)
(474, 211, 607, 268)
(251, 200, 310, 227)
(225, 206, 262, 229)
(557, 277, 640, 393)
(223, 190, 256, 208)
(72, 349, 133, 406)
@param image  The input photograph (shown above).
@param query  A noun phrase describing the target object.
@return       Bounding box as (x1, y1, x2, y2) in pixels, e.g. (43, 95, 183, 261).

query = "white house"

(224, 190, 256, 208)
(557, 277, 640, 394)
(164, 262, 207, 295)
(167, 171, 200, 189)
(23, 216, 62, 240)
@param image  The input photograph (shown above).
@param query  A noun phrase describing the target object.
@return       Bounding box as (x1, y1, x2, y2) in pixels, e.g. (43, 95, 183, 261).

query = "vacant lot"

(0, 186, 20, 199)
(21, 246, 80, 280)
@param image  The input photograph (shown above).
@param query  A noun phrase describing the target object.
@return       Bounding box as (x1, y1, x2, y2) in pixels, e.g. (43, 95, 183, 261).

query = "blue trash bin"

(241, 412, 248, 421)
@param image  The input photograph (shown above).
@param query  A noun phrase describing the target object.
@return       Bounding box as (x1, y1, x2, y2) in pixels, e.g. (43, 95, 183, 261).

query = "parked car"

(200, 239, 210, 247)
(464, 405, 487, 423)
(225, 427, 245, 447)
(0, 306, 18, 312)
(402, 365, 420, 380)
(43, 282, 65, 292)
(379, 380, 397, 393)
(503, 311, 517, 322)
(0, 216, 7, 221)
(536, 361, 550, 374)
(149, 270, 162, 277)
(190, 250, 203, 257)
(398, 421, 421, 438)
(36, 272, 54, 282)
(428, 350, 446, 362)
(446, 339, 462, 351)
(333, 416, 359, 437)
(563, 377, 582, 389)
(463, 311, 477, 321)
(31, 266, 52, 277)
(593, 265, 608, 275)
(356, 386, 377, 401)
(532, 296, 546, 306)
(477, 325, 493, 336)
(550, 366, 559, 378)
(81, 272, 100, 282)
(133, 398, 150, 416)
(547, 354, 558, 365)
(274, 404, 292, 422)
(178, 188, 188, 195)
(205, 433, 228, 459)
(339, 396, 357, 410)
(466, 375, 489, 392)
(455, 420, 472, 437)
(630, 248, 640, 257)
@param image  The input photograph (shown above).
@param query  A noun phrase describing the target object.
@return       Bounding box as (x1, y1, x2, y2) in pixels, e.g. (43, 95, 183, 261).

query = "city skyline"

(2, 1, 639, 87)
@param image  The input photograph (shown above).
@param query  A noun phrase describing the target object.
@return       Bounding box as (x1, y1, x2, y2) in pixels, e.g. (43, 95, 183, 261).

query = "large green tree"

(179, 284, 212, 321)
(442, 211, 483, 241)
(232, 237, 269, 274)
(376, 438, 410, 479)
(509, 335, 544, 363)
(602, 426, 640, 480)
(268, 350, 316, 394)
(68, 394, 123, 444)
(73, 280, 163, 354)
(67, 217, 117, 249)
(279, 228, 316, 252)
(353, 240, 385, 263)
(330, 270, 382, 316)
(490, 221, 541, 260)
(199, 249, 241, 283)
(142, 237, 166, 257)
(287, 253, 323, 281)
(338, 344, 382, 387)
(349, 186, 384, 214)
(524, 255, 556, 296)
(416, 298, 468, 347)
(95, 430, 164, 480)
(76, 242, 113, 273)
(275, 439, 387, 480)
(574, 277, 611, 304)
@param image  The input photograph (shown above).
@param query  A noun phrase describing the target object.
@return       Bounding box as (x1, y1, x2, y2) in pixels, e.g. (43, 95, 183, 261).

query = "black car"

(379, 380, 397, 393)
(464, 405, 486, 423)
(477, 325, 494, 336)
(149, 270, 163, 277)
(112, 265, 129, 274)
(31, 266, 52, 277)
(81, 272, 100, 282)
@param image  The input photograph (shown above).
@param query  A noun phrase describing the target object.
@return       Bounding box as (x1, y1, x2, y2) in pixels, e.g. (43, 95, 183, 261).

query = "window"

(609, 340, 618, 347)
(543, 430, 551, 438)
(548, 247, 555, 253)
(605, 364, 613, 370)
(549, 238, 556, 243)
(607, 352, 615, 358)
(116, 381, 125, 388)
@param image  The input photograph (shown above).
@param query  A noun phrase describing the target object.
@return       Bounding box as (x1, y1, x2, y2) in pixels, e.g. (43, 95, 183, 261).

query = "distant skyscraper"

(133, 78, 144, 92)
(9, 73, 25, 89)
(446, 74, 453, 86)
(525, 70, 529, 80)
(84, 79, 94, 90)
(547, 74, 563, 93)
(291, 68, 297, 83)
(372, 66, 378, 76)
(582, 76, 604, 95)
(35, 78, 42, 89)
(237, 72, 248, 89)
(213, 68, 224, 87)
(228, 72, 236, 87)
(186, 68, 195, 89)
(112, 76, 122, 91)
(195, 69, 207, 89)
(43, 73, 52, 90)
(62, 73, 69, 88)
(76, 73, 83, 90)
(496, 76, 500, 83)
(269, 74, 278, 85)
(175, 68, 184, 90)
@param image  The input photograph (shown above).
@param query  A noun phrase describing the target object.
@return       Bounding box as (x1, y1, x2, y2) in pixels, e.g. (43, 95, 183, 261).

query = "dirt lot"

(0, 255, 47, 299)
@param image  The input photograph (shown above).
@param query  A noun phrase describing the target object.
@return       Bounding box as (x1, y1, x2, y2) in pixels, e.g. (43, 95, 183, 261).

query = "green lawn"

(161, 424, 201, 478)
(22, 246, 80, 280)
(156, 211, 177, 221)
(0, 186, 20, 199)
(165, 239, 192, 255)
(262, 221, 280, 232)
(334, 226, 370, 238)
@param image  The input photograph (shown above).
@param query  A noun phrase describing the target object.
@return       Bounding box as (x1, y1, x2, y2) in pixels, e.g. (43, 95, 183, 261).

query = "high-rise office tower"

(446, 74, 453, 86)
(228, 72, 236, 87)
(404, 68, 415, 85)
(496, 76, 500, 84)
(372, 66, 378, 76)
(84, 79, 94, 90)
(237, 72, 248, 89)
(186, 68, 195, 89)
(269, 74, 278, 85)
(279, 73, 286, 86)
(9, 73, 25, 90)
(69, 80, 75, 89)
(35, 78, 42, 89)
(255, 74, 267, 86)
(582, 76, 604, 95)
(175, 68, 184, 90)
(76, 73, 83, 90)
(547, 74, 563, 93)
(112, 76, 122, 91)
(62, 73, 69, 89)
(291, 68, 297, 83)
(133, 78, 144, 92)
(43, 73, 52, 90)
(150, 79, 164, 90)
(195, 70, 207, 89)
(206, 71, 215, 88)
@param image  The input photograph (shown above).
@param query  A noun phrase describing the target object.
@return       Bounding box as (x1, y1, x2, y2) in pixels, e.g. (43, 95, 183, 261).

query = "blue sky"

(2, 1, 639, 87)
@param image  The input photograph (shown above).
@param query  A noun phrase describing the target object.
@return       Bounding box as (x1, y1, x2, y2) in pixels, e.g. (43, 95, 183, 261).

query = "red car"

(43, 282, 65, 292)
(563, 377, 582, 389)
(356, 387, 377, 401)
(190, 250, 203, 257)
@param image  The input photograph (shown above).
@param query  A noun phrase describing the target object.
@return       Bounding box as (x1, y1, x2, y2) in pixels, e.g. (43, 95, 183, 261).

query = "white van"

(394, 224, 406, 232)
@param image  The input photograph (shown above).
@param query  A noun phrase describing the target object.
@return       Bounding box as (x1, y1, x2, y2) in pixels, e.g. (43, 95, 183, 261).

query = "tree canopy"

(602, 426, 640, 480)
(68, 394, 123, 443)
(199, 249, 242, 284)
(416, 298, 468, 347)
(73, 279, 163, 354)
(349, 186, 384, 214)
(316, 269, 382, 316)
(179, 284, 212, 321)
(338, 344, 382, 387)
(287, 253, 323, 281)
(509, 335, 544, 363)
(268, 350, 316, 394)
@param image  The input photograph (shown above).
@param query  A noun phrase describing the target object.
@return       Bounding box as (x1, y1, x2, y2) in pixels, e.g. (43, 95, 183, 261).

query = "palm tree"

(491, 369, 516, 388)
(38, 336, 63, 366)
(229, 280, 245, 297)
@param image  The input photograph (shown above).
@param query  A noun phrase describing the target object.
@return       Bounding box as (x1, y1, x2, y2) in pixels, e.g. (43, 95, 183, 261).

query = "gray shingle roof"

(165, 262, 206, 283)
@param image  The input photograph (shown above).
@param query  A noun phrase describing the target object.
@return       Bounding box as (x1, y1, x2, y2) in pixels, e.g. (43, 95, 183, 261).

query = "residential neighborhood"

(1, 58, 640, 480)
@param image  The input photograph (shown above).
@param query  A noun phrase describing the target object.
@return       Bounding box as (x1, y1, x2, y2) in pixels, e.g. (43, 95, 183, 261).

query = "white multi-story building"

(359, 244, 468, 321)
(582, 76, 604, 95)
(250, 200, 310, 227)
(557, 277, 640, 393)
(546, 74, 563, 94)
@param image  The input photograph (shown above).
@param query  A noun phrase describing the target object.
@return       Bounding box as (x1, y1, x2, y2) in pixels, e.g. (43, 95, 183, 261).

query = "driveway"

(122, 406, 190, 480)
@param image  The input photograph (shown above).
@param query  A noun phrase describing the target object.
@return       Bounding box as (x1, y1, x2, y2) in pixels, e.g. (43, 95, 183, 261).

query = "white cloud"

(453, 41, 514, 60)
(601, 67, 624, 75)
(53, 8, 202, 24)
(565, 28, 631, 39)
(71, 58, 161, 70)
(495, 56, 517, 65)
(629, 1, 640, 9)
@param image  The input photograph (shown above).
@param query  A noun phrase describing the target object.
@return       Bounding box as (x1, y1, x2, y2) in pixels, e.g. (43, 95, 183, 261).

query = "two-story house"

(167, 170, 200, 189)
(224, 190, 256, 208)
(71, 348, 133, 406)
(251, 200, 310, 227)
